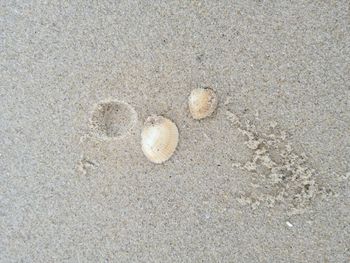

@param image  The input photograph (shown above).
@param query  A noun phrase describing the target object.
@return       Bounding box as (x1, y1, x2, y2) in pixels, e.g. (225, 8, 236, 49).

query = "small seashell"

(188, 88, 218, 119)
(141, 115, 179, 164)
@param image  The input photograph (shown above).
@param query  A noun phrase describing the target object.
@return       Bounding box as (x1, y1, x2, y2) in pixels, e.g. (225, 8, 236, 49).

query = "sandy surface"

(1, 1, 349, 262)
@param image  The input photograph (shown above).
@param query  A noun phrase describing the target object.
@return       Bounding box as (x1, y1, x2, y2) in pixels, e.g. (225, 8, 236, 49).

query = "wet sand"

(1, 1, 349, 262)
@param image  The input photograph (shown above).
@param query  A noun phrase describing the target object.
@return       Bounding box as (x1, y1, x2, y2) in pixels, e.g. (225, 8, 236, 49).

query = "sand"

(1, 0, 349, 262)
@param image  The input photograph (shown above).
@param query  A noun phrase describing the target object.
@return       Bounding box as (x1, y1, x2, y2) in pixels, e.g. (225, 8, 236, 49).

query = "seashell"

(188, 88, 218, 119)
(141, 115, 179, 164)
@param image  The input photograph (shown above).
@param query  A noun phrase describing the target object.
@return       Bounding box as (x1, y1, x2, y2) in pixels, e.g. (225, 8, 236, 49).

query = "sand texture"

(1, 1, 349, 262)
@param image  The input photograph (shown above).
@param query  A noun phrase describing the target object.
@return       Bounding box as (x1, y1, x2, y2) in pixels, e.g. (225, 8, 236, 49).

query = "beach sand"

(1, 1, 349, 262)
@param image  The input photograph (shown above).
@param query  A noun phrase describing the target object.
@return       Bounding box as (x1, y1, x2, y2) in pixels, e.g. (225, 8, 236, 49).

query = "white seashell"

(141, 115, 179, 164)
(188, 88, 218, 119)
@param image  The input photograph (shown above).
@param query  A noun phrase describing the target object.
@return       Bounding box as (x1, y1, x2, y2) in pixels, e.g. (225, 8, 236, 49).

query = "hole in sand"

(90, 100, 137, 138)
